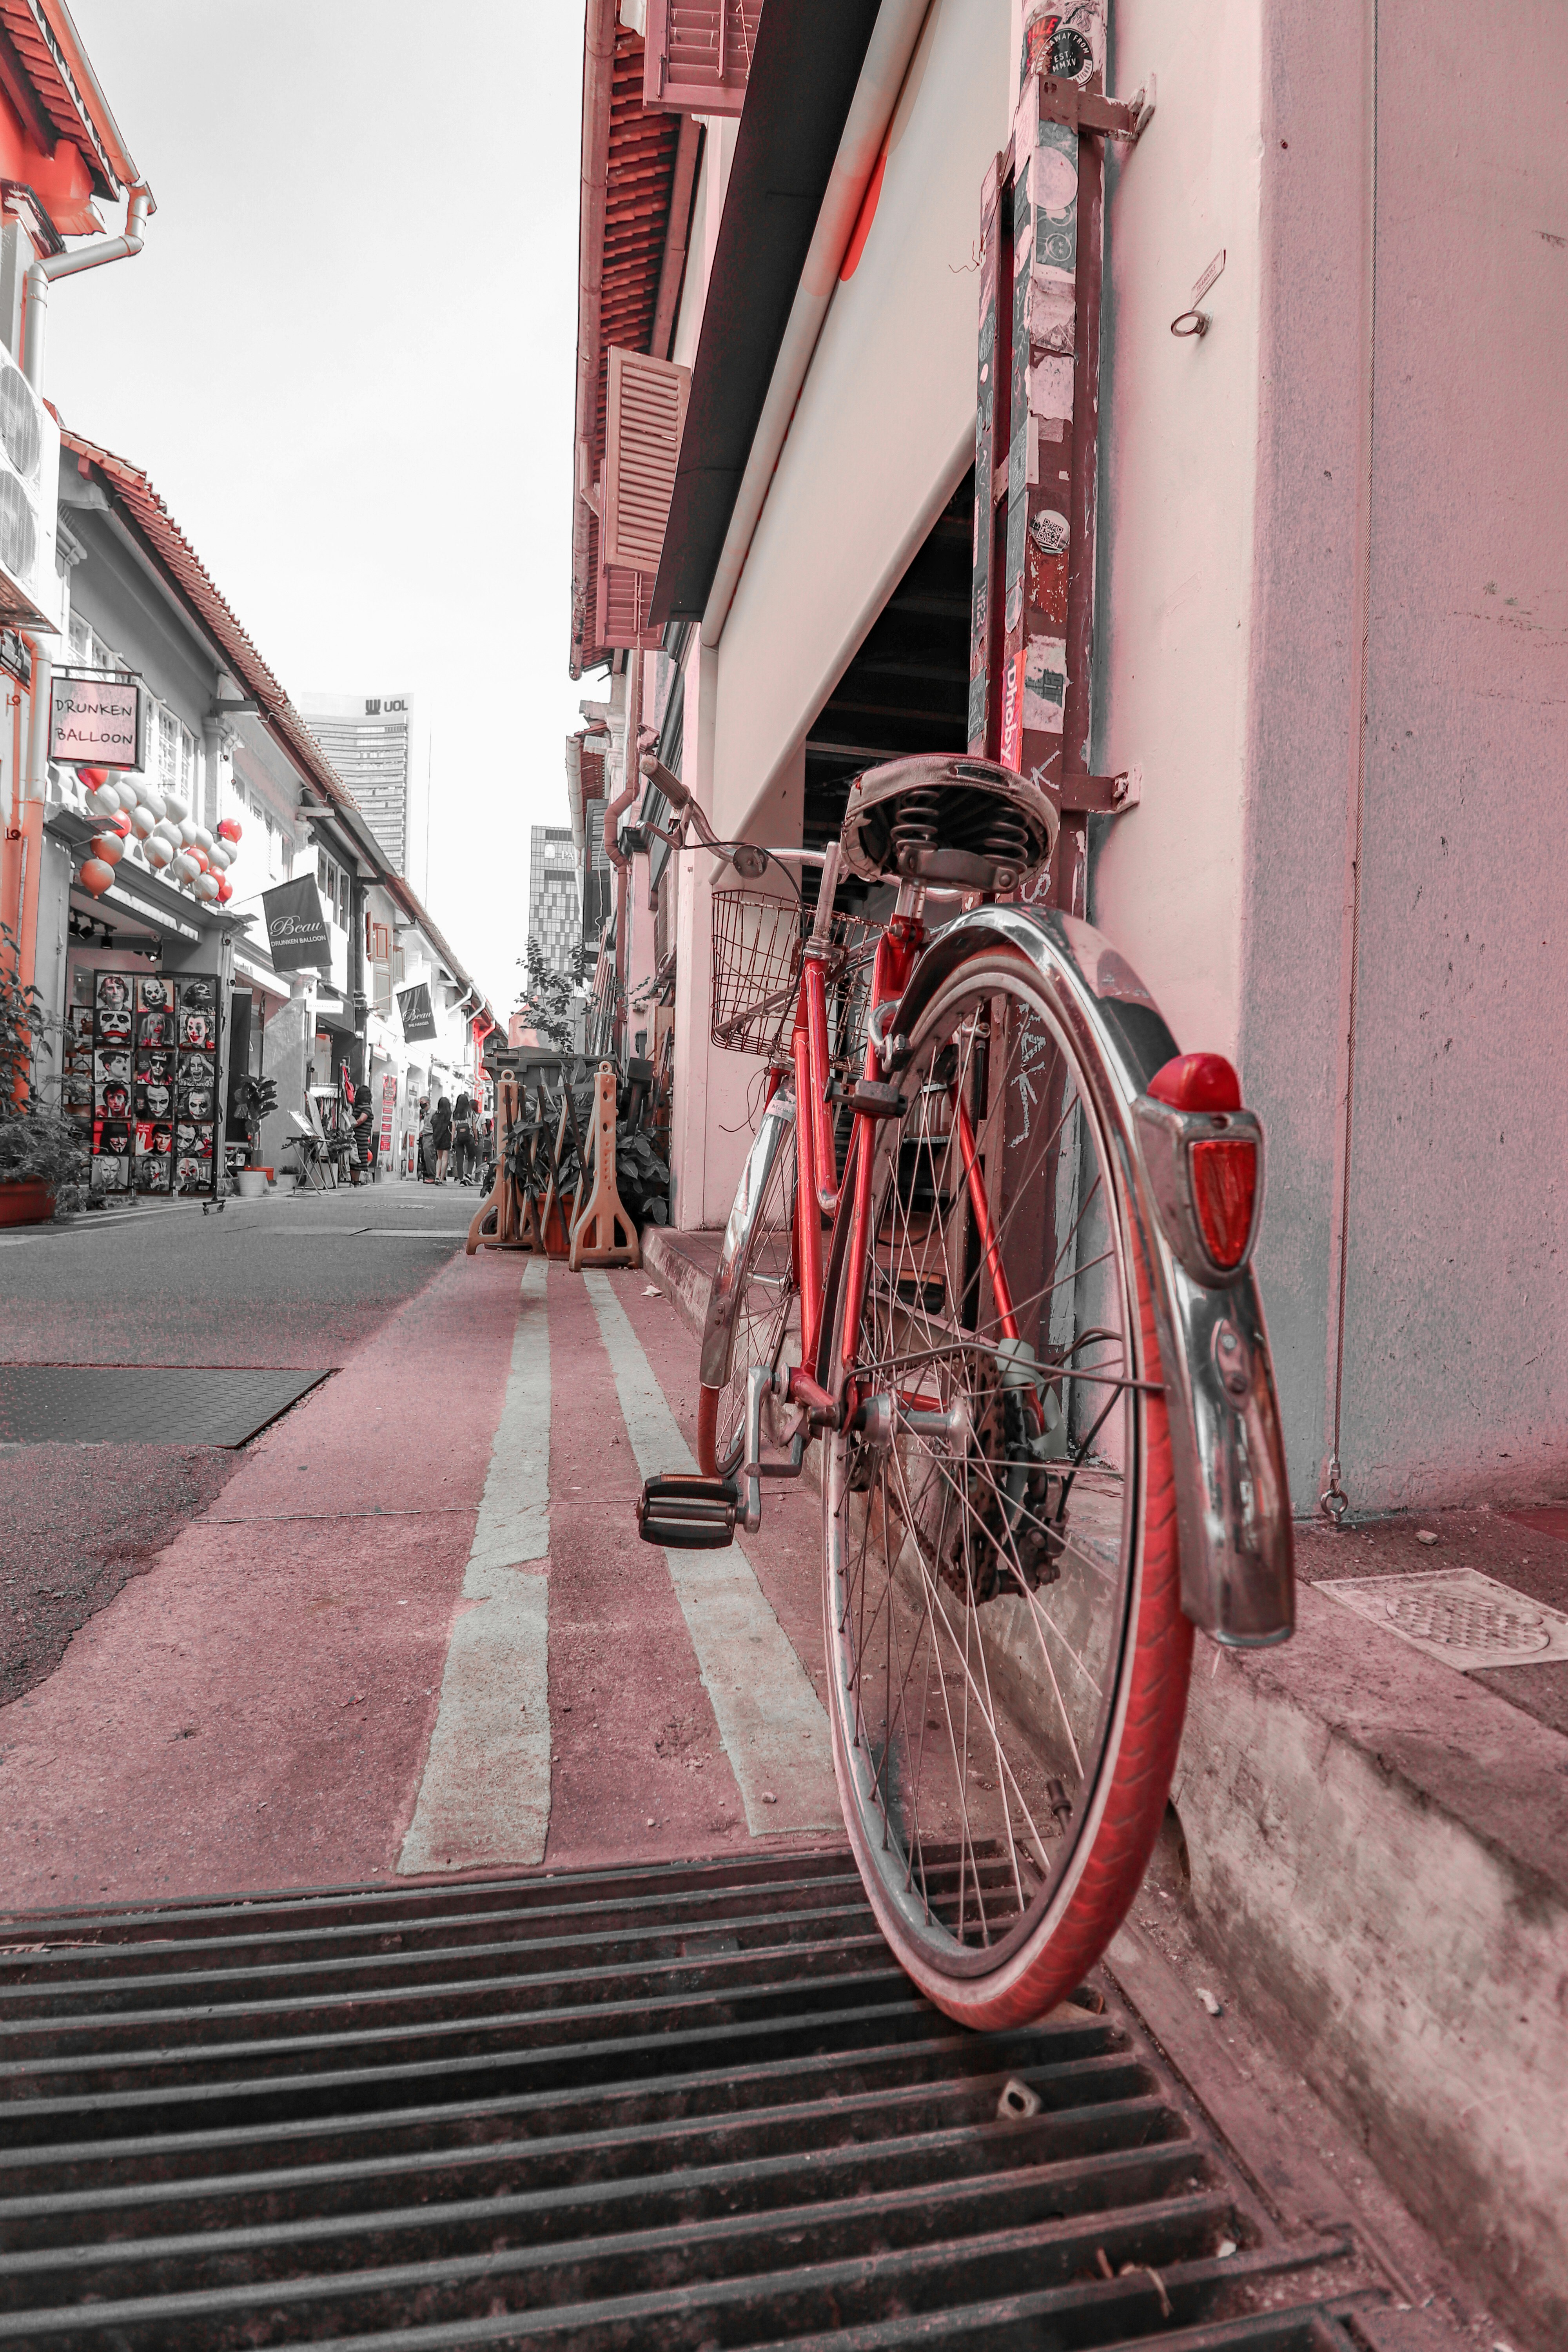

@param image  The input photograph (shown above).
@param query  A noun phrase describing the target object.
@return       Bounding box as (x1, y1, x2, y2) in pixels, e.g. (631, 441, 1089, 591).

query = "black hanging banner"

(261, 876, 330, 973)
(397, 981, 438, 1042)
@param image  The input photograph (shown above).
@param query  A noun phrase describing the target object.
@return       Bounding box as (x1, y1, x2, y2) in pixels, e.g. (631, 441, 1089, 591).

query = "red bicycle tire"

(823, 1122, 1192, 2033)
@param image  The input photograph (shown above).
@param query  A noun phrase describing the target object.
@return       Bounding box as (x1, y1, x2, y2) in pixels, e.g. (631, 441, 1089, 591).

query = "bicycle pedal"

(637, 1473, 739, 1550)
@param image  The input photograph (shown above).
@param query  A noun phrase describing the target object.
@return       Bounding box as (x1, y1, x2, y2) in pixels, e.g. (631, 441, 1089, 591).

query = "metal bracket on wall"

(1060, 768, 1141, 816)
(1034, 74, 1154, 143)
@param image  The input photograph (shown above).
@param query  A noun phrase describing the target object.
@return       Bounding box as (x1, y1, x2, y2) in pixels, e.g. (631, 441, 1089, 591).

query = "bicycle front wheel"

(821, 942, 1190, 2030)
(697, 1082, 801, 1479)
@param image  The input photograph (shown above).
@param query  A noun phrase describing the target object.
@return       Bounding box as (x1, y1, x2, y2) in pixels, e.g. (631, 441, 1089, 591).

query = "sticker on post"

(1024, 637, 1067, 734)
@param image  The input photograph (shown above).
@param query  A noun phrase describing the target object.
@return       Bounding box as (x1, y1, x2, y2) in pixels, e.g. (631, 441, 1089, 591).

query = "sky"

(48, 0, 590, 1013)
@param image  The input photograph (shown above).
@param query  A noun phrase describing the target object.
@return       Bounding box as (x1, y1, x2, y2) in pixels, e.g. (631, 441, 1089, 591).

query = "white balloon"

(130, 806, 157, 839)
(87, 785, 120, 818)
(141, 786, 167, 821)
(143, 836, 172, 868)
(193, 826, 214, 852)
(171, 851, 200, 883)
(163, 792, 189, 824)
(153, 818, 181, 845)
(193, 873, 220, 902)
(177, 818, 200, 846)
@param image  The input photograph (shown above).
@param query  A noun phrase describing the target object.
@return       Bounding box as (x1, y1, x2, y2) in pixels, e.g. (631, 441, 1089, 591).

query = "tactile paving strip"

(0, 1366, 331, 1448)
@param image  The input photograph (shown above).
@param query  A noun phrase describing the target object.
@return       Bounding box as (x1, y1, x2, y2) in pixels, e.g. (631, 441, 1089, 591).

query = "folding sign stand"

(967, 16, 1151, 913)
(569, 1061, 640, 1272)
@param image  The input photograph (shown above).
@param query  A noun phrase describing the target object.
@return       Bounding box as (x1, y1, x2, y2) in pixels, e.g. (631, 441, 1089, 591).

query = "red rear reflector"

(1191, 1137, 1257, 1269)
(1147, 1053, 1242, 1114)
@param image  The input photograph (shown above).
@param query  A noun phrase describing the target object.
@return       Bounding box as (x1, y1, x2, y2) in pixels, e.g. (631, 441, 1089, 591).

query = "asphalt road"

(0, 1178, 477, 1706)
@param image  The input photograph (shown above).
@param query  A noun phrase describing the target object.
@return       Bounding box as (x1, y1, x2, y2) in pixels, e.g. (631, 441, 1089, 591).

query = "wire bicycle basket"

(710, 889, 879, 1067)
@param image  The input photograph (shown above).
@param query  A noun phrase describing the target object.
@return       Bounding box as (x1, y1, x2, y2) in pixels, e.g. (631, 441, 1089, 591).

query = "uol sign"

(261, 876, 331, 973)
(49, 673, 146, 770)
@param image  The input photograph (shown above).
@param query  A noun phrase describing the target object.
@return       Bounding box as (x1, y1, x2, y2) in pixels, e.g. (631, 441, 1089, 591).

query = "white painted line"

(469, 1258, 552, 1575)
(398, 1256, 551, 1874)
(583, 1270, 838, 1837)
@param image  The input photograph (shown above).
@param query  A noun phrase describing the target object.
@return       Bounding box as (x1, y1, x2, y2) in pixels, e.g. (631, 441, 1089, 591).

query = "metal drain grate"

(1319, 1567, 1568, 1671)
(1385, 1585, 1546, 1653)
(0, 1851, 1392, 2348)
(0, 1366, 331, 1448)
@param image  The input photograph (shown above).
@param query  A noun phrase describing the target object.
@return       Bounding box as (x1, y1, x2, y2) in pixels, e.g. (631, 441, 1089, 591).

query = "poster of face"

(76, 969, 221, 1198)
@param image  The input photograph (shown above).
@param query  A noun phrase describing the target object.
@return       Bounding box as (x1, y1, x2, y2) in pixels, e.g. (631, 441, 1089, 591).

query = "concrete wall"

(1173, 1590, 1568, 2345)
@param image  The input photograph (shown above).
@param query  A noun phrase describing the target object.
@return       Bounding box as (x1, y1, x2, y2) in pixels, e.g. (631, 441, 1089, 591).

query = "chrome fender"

(888, 903, 1294, 1649)
(699, 1083, 796, 1391)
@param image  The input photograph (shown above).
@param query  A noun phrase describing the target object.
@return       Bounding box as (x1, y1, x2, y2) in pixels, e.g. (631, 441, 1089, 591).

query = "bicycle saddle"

(838, 754, 1058, 895)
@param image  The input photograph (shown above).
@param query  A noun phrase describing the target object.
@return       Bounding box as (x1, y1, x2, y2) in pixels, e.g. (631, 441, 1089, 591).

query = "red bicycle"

(638, 751, 1293, 2030)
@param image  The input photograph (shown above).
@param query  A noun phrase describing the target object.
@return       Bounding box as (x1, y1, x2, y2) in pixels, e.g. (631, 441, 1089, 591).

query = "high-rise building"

(528, 826, 581, 975)
(299, 693, 416, 876)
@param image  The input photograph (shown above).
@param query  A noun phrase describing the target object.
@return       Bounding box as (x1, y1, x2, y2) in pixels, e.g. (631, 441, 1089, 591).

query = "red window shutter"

(602, 347, 690, 572)
(598, 346, 690, 650)
(595, 559, 662, 653)
(643, 0, 762, 117)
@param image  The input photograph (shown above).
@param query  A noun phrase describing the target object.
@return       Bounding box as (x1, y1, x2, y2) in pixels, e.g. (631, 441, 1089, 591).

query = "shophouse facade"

(568, 0, 1567, 1526)
(38, 424, 493, 1190)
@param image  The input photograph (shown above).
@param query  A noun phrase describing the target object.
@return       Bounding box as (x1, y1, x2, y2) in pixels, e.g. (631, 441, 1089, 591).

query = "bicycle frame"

(706, 885, 1294, 1652)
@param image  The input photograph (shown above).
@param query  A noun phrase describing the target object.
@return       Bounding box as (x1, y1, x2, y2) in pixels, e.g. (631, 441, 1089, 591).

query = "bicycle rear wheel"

(820, 943, 1190, 2030)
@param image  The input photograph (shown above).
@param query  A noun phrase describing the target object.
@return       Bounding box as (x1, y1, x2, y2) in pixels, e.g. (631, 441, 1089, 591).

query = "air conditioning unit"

(0, 354, 62, 635)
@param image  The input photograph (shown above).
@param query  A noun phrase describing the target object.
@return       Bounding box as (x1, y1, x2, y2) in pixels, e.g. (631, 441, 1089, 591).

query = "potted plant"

(0, 923, 88, 1224)
(235, 1073, 278, 1197)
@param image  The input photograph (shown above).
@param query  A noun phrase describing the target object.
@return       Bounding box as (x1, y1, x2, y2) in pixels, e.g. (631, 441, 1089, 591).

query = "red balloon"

(80, 858, 116, 898)
(216, 817, 243, 844)
(78, 766, 109, 791)
(216, 875, 234, 904)
(189, 846, 210, 873)
(107, 809, 132, 838)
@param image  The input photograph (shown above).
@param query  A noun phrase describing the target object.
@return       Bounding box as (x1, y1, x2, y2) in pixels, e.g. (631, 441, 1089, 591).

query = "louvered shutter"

(643, 0, 762, 117)
(597, 346, 690, 651)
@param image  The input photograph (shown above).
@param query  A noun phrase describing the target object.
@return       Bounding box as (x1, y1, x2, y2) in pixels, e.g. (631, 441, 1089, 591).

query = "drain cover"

(1319, 1567, 1568, 1671)
(0, 1366, 331, 1448)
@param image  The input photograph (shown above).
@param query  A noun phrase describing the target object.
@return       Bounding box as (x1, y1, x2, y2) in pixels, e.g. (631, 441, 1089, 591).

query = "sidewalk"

(642, 1224, 1568, 2346)
(0, 1246, 839, 1914)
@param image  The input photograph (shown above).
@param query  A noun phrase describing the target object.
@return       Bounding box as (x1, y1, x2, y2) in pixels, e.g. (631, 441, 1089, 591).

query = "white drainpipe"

(699, 0, 934, 647)
(22, 185, 153, 390)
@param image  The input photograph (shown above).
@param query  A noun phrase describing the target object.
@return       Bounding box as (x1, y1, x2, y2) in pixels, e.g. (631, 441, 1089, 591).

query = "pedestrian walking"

(432, 1093, 454, 1184)
(452, 1090, 476, 1184)
(417, 1097, 436, 1183)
